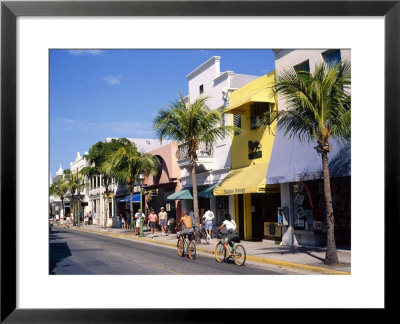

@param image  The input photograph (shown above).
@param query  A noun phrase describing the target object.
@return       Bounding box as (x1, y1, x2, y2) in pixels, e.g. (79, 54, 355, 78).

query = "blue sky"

(50, 49, 276, 177)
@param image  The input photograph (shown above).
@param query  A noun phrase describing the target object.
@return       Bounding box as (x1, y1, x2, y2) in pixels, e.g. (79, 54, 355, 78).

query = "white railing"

(176, 143, 213, 161)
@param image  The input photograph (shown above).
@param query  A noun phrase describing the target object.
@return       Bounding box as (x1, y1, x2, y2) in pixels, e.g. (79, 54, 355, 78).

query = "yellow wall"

(228, 71, 277, 241)
(229, 71, 277, 170)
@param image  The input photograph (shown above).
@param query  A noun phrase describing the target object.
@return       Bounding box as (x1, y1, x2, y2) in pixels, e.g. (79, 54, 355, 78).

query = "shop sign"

(294, 193, 305, 205)
(264, 222, 282, 237)
(313, 221, 323, 231)
(248, 151, 262, 160)
(223, 188, 245, 195)
(296, 207, 305, 218)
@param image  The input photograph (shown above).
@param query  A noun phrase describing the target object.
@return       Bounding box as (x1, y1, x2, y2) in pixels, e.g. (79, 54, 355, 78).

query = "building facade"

(214, 71, 280, 241)
(176, 56, 260, 229)
(111, 138, 172, 228)
(144, 142, 181, 227)
(68, 152, 91, 225)
(268, 49, 351, 247)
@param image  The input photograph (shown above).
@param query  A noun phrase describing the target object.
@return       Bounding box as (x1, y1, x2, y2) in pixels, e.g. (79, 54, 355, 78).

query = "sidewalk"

(63, 224, 351, 275)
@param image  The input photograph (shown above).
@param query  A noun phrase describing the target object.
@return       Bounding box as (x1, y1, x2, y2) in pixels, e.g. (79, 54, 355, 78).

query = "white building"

(269, 49, 351, 247)
(49, 164, 67, 220)
(178, 56, 260, 226)
(67, 152, 90, 225)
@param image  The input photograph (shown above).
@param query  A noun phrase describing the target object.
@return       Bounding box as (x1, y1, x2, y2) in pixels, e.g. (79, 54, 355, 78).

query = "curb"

(68, 226, 350, 275)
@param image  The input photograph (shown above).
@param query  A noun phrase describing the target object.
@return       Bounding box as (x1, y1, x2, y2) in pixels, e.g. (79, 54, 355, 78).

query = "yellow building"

(214, 71, 281, 241)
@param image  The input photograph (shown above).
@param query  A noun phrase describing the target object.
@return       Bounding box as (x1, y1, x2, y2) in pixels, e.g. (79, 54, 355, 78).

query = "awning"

(224, 87, 275, 115)
(167, 189, 193, 200)
(213, 163, 279, 196)
(116, 194, 141, 203)
(197, 183, 219, 198)
(266, 129, 351, 184)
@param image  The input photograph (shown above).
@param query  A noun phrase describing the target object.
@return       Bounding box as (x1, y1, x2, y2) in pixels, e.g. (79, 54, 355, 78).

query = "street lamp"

(138, 173, 146, 237)
(77, 186, 80, 227)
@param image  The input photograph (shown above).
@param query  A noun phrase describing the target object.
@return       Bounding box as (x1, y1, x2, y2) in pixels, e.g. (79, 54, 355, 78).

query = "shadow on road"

(49, 229, 72, 274)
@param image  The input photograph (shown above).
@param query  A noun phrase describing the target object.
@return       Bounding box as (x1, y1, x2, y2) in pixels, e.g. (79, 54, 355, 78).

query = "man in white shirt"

(217, 213, 238, 258)
(135, 209, 145, 235)
(202, 210, 214, 239)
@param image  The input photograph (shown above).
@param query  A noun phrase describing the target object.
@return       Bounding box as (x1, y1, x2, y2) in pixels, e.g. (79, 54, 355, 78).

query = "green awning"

(198, 183, 219, 198)
(167, 189, 193, 200)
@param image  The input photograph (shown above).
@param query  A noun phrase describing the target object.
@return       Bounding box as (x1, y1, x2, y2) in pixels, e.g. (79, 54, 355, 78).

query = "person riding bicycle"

(217, 213, 239, 258)
(175, 210, 194, 247)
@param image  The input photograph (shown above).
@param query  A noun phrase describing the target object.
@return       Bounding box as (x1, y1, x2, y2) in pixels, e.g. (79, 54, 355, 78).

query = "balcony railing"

(176, 143, 213, 161)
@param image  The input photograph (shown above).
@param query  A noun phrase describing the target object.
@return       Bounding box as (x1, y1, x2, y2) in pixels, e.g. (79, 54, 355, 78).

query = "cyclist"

(217, 213, 238, 258)
(175, 210, 194, 247)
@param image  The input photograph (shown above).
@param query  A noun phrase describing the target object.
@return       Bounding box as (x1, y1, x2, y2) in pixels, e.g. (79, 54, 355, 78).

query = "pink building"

(144, 142, 182, 228)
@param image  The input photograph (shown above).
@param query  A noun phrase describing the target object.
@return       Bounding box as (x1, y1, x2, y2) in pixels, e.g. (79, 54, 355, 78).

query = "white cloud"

(103, 75, 123, 86)
(68, 50, 104, 56)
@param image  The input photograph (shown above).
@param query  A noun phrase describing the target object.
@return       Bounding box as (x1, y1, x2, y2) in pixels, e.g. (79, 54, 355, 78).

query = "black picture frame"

(1, 0, 398, 322)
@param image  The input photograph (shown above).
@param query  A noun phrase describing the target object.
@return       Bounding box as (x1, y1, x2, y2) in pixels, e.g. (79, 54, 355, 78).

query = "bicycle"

(176, 231, 196, 260)
(198, 224, 210, 245)
(215, 233, 246, 266)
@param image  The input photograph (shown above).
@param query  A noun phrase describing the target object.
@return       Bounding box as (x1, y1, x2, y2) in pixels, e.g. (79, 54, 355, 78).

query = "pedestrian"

(158, 207, 168, 236)
(65, 213, 71, 228)
(147, 208, 157, 238)
(55, 213, 60, 226)
(202, 210, 215, 239)
(121, 213, 126, 230)
(84, 212, 89, 225)
(135, 209, 145, 235)
(167, 217, 175, 234)
(89, 211, 92, 225)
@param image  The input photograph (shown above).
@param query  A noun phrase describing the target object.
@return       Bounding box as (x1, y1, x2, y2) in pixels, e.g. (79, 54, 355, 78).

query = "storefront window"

(215, 196, 229, 226)
(291, 177, 351, 234)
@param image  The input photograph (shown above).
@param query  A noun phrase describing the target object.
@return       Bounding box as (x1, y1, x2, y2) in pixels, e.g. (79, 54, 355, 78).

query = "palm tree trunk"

(130, 190, 134, 228)
(61, 198, 65, 220)
(321, 151, 339, 265)
(191, 161, 200, 244)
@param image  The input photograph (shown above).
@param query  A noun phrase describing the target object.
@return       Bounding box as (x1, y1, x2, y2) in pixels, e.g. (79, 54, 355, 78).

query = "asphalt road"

(49, 227, 289, 275)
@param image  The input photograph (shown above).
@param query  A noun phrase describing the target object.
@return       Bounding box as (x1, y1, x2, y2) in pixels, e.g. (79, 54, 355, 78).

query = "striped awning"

(266, 129, 351, 184)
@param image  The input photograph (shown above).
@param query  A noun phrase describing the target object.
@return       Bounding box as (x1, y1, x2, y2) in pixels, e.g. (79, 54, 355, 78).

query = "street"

(50, 227, 293, 275)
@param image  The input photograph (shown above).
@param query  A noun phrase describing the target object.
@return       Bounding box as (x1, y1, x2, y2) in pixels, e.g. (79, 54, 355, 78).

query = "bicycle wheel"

(188, 241, 196, 260)
(215, 242, 226, 263)
(233, 244, 246, 266)
(177, 240, 184, 257)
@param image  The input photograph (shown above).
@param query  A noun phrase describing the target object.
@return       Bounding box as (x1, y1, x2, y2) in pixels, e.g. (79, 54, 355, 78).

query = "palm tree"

(64, 169, 85, 226)
(82, 139, 133, 228)
(49, 177, 69, 220)
(265, 61, 351, 265)
(153, 93, 240, 244)
(109, 143, 159, 224)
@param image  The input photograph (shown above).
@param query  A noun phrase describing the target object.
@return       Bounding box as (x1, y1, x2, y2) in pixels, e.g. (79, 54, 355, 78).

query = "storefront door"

(251, 193, 281, 241)
(237, 195, 244, 240)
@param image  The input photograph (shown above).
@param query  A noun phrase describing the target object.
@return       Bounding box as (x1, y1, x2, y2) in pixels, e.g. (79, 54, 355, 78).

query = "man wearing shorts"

(175, 211, 194, 247)
(158, 207, 168, 236)
(135, 209, 145, 235)
(147, 209, 157, 238)
(202, 210, 214, 239)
